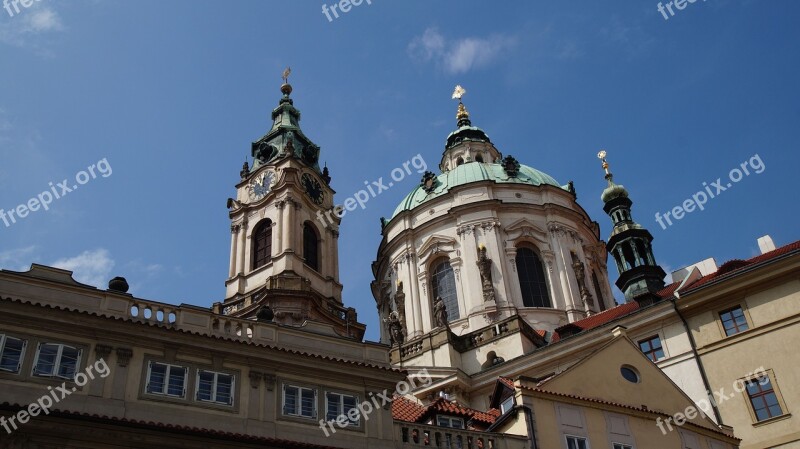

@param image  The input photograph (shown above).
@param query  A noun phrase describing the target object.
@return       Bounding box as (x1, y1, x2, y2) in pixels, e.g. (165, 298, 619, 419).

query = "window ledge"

(753, 413, 791, 427)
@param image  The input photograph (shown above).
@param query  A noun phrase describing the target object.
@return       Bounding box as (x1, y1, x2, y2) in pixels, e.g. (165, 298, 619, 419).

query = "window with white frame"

(613, 444, 633, 449)
(32, 343, 81, 379)
(0, 335, 26, 374)
(146, 361, 188, 398)
(283, 384, 317, 419)
(196, 370, 234, 406)
(436, 415, 464, 429)
(500, 396, 515, 414)
(565, 435, 589, 449)
(325, 392, 359, 426)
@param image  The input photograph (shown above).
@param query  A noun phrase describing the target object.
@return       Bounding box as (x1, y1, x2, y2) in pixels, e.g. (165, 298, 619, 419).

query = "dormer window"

(436, 415, 465, 429)
(500, 396, 515, 414)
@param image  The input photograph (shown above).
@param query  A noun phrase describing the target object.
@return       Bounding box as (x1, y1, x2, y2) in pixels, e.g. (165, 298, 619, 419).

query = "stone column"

(504, 246, 523, 308)
(239, 220, 249, 274)
(331, 229, 340, 280)
(409, 253, 424, 338)
(230, 224, 240, 277)
(458, 225, 482, 314)
(275, 201, 285, 254)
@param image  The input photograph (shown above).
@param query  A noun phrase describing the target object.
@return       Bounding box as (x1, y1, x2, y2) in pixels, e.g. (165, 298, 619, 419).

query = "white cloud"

(0, 6, 65, 48)
(52, 248, 115, 288)
(408, 28, 516, 75)
(0, 246, 38, 271)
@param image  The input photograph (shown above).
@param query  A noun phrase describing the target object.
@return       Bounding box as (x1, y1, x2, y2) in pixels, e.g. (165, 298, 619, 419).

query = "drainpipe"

(522, 406, 538, 449)
(671, 274, 724, 425)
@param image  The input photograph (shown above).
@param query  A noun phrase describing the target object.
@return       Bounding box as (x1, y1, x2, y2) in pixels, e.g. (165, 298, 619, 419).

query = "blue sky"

(1, 1, 798, 341)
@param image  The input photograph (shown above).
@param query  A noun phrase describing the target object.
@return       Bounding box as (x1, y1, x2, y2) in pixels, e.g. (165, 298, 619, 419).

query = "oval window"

(621, 366, 640, 383)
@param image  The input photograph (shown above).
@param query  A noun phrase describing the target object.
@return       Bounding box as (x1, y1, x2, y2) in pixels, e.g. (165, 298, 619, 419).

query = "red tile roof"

(391, 396, 499, 426)
(683, 239, 800, 292)
(551, 239, 800, 340)
(391, 395, 427, 422)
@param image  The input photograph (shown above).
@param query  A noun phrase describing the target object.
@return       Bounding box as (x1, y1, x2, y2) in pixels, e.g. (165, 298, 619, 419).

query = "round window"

(621, 366, 640, 383)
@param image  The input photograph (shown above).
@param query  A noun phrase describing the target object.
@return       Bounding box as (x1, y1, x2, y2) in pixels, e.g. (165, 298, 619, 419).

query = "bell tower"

(218, 69, 365, 340)
(598, 151, 666, 305)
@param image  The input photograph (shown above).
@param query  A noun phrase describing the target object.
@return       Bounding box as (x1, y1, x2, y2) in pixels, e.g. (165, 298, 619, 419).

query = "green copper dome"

(391, 162, 565, 219)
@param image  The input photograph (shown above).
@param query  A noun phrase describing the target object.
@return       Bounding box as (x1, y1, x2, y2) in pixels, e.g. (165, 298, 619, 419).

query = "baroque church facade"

(0, 77, 797, 449)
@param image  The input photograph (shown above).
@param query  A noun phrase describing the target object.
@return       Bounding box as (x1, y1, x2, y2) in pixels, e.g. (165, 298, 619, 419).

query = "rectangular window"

(196, 370, 234, 406)
(613, 444, 633, 449)
(565, 436, 588, 449)
(436, 416, 465, 429)
(500, 396, 515, 414)
(746, 375, 783, 421)
(146, 362, 187, 398)
(283, 384, 317, 419)
(325, 392, 359, 426)
(638, 335, 665, 362)
(0, 335, 26, 374)
(32, 343, 81, 379)
(719, 306, 749, 336)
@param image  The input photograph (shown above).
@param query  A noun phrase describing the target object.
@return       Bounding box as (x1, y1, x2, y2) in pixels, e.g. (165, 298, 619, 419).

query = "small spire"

(597, 150, 612, 180)
(280, 67, 293, 97)
(452, 85, 471, 127)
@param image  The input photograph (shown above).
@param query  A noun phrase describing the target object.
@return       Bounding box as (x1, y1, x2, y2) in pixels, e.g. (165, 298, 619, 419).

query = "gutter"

(671, 268, 724, 425)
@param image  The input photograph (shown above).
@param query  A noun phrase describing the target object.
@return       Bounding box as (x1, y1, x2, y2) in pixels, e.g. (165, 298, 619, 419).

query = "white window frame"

(565, 435, 589, 449)
(325, 392, 360, 427)
(500, 396, 515, 414)
(32, 343, 81, 379)
(282, 384, 317, 419)
(196, 369, 235, 406)
(613, 444, 633, 449)
(146, 361, 188, 398)
(0, 334, 27, 374)
(436, 415, 465, 429)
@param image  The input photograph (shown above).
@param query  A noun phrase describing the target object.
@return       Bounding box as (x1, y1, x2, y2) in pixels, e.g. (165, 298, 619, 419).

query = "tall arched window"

(515, 247, 551, 308)
(303, 222, 320, 272)
(431, 259, 459, 321)
(592, 271, 607, 312)
(252, 219, 272, 270)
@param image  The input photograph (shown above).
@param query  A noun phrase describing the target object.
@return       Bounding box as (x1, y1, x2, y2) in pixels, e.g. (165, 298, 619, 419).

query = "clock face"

(249, 170, 275, 201)
(301, 173, 324, 205)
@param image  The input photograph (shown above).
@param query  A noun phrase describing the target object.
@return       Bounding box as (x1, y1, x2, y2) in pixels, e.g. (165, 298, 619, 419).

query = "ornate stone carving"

(264, 373, 276, 391)
(386, 311, 405, 347)
(394, 281, 406, 326)
(433, 296, 449, 329)
(115, 347, 133, 367)
(95, 344, 113, 360)
(249, 370, 263, 388)
(476, 245, 495, 302)
(571, 253, 593, 307)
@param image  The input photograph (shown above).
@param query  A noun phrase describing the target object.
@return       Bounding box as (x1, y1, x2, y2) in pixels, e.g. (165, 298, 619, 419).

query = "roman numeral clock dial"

(301, 173, 325, 205)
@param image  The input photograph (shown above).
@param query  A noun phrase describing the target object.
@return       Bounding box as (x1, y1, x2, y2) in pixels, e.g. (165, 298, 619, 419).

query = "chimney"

(757, 235, 776, 255)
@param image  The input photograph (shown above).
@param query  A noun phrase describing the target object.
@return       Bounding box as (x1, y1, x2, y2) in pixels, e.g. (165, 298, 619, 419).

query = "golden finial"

(452, 85, 470, 123)
(281, 67, 293, 96)
(597, 150, 609, 172)
(478, 243, 486, 251)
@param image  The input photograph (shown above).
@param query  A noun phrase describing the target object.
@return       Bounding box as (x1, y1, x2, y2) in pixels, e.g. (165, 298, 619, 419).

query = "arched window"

(475, 155, 484, 163)
(431, 260, 459, 321)
(515, 247, 551, 308)
(592, 271, 607, 312)
(456, 157, 464, 166)
(303, 222, 320, 272)
(252, 219, 272, 270)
